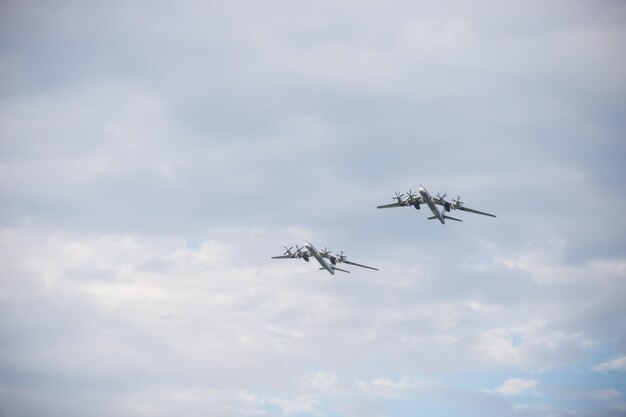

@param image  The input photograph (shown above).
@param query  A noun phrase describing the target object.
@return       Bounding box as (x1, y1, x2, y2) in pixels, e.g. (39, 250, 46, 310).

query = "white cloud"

(300, 371, 338, 392)
(494, 378, 538, 396)
(477, 329, 522, 365)
(583, 389, 622, 401)
(267, 398, 323, 416)
(593, 356, 626, 372)
(1, 1, 625, 416)
(355, 376, 436, 398)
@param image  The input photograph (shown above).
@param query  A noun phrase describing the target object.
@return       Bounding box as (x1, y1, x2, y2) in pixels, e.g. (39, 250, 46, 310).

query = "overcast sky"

(1, 1, 625, 416)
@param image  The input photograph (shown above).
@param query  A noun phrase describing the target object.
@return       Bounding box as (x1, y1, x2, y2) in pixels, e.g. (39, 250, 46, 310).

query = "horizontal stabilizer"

(332, 267, 351, 273)
(443, 215, 462, 222)
(427, 216, 438, 220)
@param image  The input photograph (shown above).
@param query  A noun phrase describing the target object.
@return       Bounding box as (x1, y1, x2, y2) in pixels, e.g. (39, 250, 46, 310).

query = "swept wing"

(377, 202, 403, 209)
(343, 260, 379, 271)
(455, 206, 496, 217)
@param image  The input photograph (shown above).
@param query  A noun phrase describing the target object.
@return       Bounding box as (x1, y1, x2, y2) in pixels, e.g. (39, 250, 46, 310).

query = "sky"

(1, 1, 625, 416)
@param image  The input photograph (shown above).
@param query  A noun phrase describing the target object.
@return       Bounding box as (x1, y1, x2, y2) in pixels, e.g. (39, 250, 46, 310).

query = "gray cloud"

(1, 0, 625, 416)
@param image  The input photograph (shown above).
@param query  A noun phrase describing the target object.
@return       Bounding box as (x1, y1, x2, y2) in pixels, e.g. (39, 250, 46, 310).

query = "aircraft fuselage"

(419, 186, 445, 224)
(305, 241, 334, 275)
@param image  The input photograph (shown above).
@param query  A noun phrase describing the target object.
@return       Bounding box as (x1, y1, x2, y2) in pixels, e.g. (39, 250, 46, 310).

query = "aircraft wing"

(456, 206, 496, 217)
(271, 255, 295, 259)
(377, 202, 402, 209)
(344, 260, 379, 271)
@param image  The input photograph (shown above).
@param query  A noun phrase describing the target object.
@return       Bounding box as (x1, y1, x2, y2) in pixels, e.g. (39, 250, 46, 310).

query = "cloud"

(583, 389, 622, 401)
(1, 224, 624, 416)
(1, 1, 625, 416)
(300, 372, 338, 392)
(593, 356, 626, 372)
(477, 329, 522, 365)
(355, 376, 436, 398)
(494, 378, 538, 396)
(267, 398, 324, 416)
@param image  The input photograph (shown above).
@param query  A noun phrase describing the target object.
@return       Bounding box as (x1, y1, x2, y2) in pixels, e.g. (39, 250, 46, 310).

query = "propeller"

(406, 189, 417, 202)
(437, 192, 452, 211)
(452, 195, 464, 208)
(330, 250, 347, 265)
(295, 245, 310, 261)
(393, 192, 405, 203)
(283, 246, 293, 255)
(321, 247, 332, 257)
